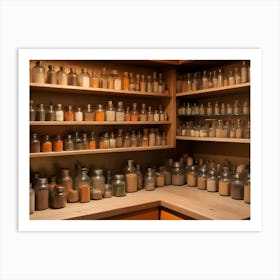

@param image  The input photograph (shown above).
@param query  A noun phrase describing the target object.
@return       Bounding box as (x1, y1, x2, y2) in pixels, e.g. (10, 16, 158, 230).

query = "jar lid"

(93, 169, 103, 175)
(114, 174, 124, 180)
(232, 172, 243, 179)
(38, 178, 48, 183)
(54, 186, 65, 193)
(173, 161, 182, 168)
(200, 165, 208, 173)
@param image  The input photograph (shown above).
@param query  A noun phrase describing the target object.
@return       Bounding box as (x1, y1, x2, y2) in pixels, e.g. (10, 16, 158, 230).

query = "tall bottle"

(152, 72, 159, 93)
(129, 72, 135, 91)
(144, 168, 155, 191)
(67, 67, 78, 86)
(90, 71, 99, 88)
(124, 160, 138, 193)
(31, 61, 45, 83)
(122, 71, 129, 90)
(105, 100, 116, 121)
(130, 102, 139, 121)
(30, 100, 36, 121)
(74, 167, 90, 203)
(139, 103, 147, 121)
(99, 67, 108, 88)
(140, 75, 146, 92)
(46, 65, 56, 84)
(116, 101, 125, 121)
(158, 73, 164, 93)
(78, 68, 90, 87)
(56, 66, 67, 85)
(60, 168, 73, 203)
(55, 104, 64, 121)
(36, 104, 45, 121)
(136, 164, 143, 190)
(241, 61, 248, 83)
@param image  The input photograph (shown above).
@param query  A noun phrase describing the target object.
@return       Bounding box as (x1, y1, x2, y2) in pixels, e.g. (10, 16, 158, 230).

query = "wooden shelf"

(177, 113, 249, 118)
(30, 83, 172, 98)
(176, 83, 250, 98)
(176, 136, 250, 144)
(30, 145, 174, 158)
(30, 121, 171, 126)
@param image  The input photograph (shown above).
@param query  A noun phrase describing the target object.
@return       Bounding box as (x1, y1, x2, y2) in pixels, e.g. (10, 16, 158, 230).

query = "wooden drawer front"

(109, 207, 159, 220)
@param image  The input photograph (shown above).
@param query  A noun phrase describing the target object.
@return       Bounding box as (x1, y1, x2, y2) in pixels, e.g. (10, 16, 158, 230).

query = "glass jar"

(67, 67, 78, 86)
(187, 165, 198, 187)
(144, 168, 156, 191)
(88, 131, 96, 149)
(107, 70, 114, 89)
(94, 104, 105, 121)
(53, 135, 63, 152)
(155, 129, 162, 146)
(116, 129, 124, 148)
(90, 71, 99, 88)
(148, 128, 156, 146)
(102, 132, 110, 149)
(228, 70, 235, 86)
(57, 66, 67, 85)
(152, 72, 159, 93)
(136, 164, 143, 190)
(123, 132, 131, 147)
(84, 104, 94, 121)
(29, 183, 35, 214)
(41, 135, 52, 152)
(116, 101, 125, 121)
(73, 132, 82, 150)
(34, 178, 49, 210)
(141, 128, 149, 147)
(212, 70, 218, 88)
(140, 75, 146, 92)
(91, 169, 105, 198)
(109, 132, 116, 148)
(236, 119, 243, 138)
(113, 70, 122, 90)
(128, 72, 135, 91)
(99, 67, 107, 88)
(30, 133, 40, 153)
(46, 104, 55, 121)
(146, 75, 152, 92)
(139, 103, 147, 121)
(197, 165, 208, 190)
(219, 168, 231, 196)
(244, 174, 250, 204)
(60, 168, 72, 202)
(153, 109, 159, 122)
(234, 67, 241, 84)
(130, 131, 137, 147)
(36, 104, 45, 121)
(78, 68, 90, 87)
(125, 106, 131, 121)
(46, 65, 56, 84)
(207, 169, 218, 192)
(64, 105, 74, 121)
(124, 159, 138, 193)
(112, 174, 126, 197)
(55, 104, 64, 121)
(104, 184, 113, 198)
(136, 130, 142, 147)
(81, 133, 88, 150)
(162, 165, 172, 186)
(75, 107, 83, 121)
(156, 167, 166, 187)
(135, 74, 140, 91)
(50, 186, 66, 209)
(130, 103, 139, 121)
(31, 61, 45, 83)
(30, 100, 36, 121)
(122, 72, 129, 90)
(147, 106, 154, 121)
(231, 172, 244, 200)
(64, 134, 74, 151)
(75, 168, 90, 203)
(106, 101, 116, 121)
(241, 61, 248, 83)
(217, 69, 223, 87)
(171, 161, 185, 186)
(192, 73, 198, 91)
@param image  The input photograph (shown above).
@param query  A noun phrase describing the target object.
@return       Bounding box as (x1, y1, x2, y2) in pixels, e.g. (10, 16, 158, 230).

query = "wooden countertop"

(30, 185, 250, 220)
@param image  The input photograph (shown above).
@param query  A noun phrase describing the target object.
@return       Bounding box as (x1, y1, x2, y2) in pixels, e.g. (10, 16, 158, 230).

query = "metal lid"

(200, 165, 208, 174)
(38, 178, 48, 184)
(114, 174, 124, 180)
(172, 161, 183, 168)
(93, 169, 103, 175)
(54, 186, 65, 193)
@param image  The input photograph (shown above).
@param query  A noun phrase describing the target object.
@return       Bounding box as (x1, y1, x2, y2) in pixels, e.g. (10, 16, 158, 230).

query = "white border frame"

(18, 48, 262, 232)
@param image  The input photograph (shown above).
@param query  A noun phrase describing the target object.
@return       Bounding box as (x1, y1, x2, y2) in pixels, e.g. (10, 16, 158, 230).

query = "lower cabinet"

(160, 208, 195, 220)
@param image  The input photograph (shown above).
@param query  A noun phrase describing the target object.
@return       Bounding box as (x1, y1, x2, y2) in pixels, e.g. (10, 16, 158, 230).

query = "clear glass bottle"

(30, 133, 40, 153)
(113, 70, 122, 90)
(116, 101, 125, 121)
(153, 110, 159, 122)
(64, 105, 74, 121)
(99, 67, 108, 89)
(241, 61, 248, 83)
(56, 66, 67, 85)
(158, 73, 164, 93)
(176, 75, 182, 93)
(186, 73, 192, 92)
(109, 132, 116, 148)
(64, 134, 74, 151)
(116, 128, 124, 148)
(156, 167, 165, 187)
(202, 70, 208, 89)
(231, 172, 244, 200)
(207, 169, 218, 192)
(219, 168, 231, 196)
(31, 61, 45, 83)
(155, 129, 162, 146)
(36, 104, 45, 121)
(233, 100, 239, 115)
(191, 73, 198, 91)
(73, 131, 82, 150)
(34, 178, 49, 210)
(67, 67, 78, 86)
(158, 105, 165, 121)
(244, 173, 250, 204)
(148, 128, 156, 146)
(30, 100, 36, 121)
(53, 134, 63, 152)
(144, 168, 156, 191)
(81, 133, 88, 150)
(236, 119, 243, 138)
(95, 104, 105, 121)
(140, 75, 146, 92)
(217, 68, 223, 87)
(147, 106, 154, 122)
(125, 106, 131, 121)
(122, 71, 129, 90)
(128, 72, 135, 91)
(135, 74, 140, 91)
(55, 104, 64, 121)
(152, 71, 159, 93)
(90, 71, 99, 88)
(105, 100, 116, 121)
(46, 65, 56, 84)
(88, 131, 96, 149)
(215, 120, 223, 138)
(104, 183, 113, 198)
(78, 68, 90, 87)
(75, 107, 83, 121)
(171, 161, 185, 186)
(46, 104, 55, 121)
(123, 132, 131, 147)
(130, 102, 139, 121)
(187, 165, 198, 187)
(223, 71, 229, 86)
(228, 70, 235, 86)
(112, 174, 126, 197)
(206, 101, 212, 115)
(106, 170, 112, 185)
(107, 70, 114, 89)
(141, 128, 149, 147)
(75, 167, 90, 203)
(139, 103, 147, 121)
(214, 102, 220, 115)
(212, 70, 218, 88)
(136, 164, 144, 190)
(103, 132, 110, 149)
(41, 135, 52, 152)
(60, 168, 73, 202)
(130, 130, 137, 147)
(30, 183, 35, 214)
(146, 75, 152, 93)
(197, 165, 208, 190)
(91, 169, 105, 197)
(84, 104, 94, 121)
(229, 121, 236, 138)
(234, 67, 241, 84)
(136, 130, 142, 147)
(124, 160, 138, 193)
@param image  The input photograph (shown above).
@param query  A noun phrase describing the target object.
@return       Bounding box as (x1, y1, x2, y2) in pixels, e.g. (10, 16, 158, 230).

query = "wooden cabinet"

(160, 208, 195, 220)
(105, 207, 159, 220)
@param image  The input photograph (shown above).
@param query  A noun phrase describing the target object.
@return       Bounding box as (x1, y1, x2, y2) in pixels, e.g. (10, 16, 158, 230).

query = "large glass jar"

(112, 174, 126, 197)
(46, 65, 56, 84)
(30, 133, 40, 153)
(171, 161, 185, 186)
(124, 160, 138, 193)
(231, 172, 244, 200)
(207, 169, 218, 192)
(41, 135, 52, 152)
(244, 174, 250, 204)
(73, 132, 82, 150)
(156, 167, 166, 187)
(29, 183, 35, 214)
(91, 169, 105, 197)
(34, 178, 49, 210)
(56, 66, 67, 85)
(50, 186, 66, 209)
(31, 61, 45, 83)
(187, 165, 198, 187)
(106, 101, 116, 121)
(197, 165, 208, 190)
(75, 167, 90, 203)
(144, 168, 155, 191)
(219, 168, 231, 196)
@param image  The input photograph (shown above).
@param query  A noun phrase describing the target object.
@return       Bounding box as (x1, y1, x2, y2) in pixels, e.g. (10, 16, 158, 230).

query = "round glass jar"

(207, 169, 218, 192)
(219, 168, 231, 196)
(124, 160, 137, 193)
(197, 165, 208, 190)
(187, 165, 198, 187)
(144, 168, 156, 191)
(34, 178, 49, 210)
(112, 174, 126, 197)
(91, 169, 105, 197)
(231, 172, 244, 200)
(171, 161, 185, 186)
(50, 186, 66, 209)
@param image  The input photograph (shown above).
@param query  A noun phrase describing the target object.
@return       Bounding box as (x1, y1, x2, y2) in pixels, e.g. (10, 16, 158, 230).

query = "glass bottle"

(147, 106, 154, 121)
(220, 103, 225, 115)
(202, 70, 208, 89)
(186, 73, 192, 92)
(163, 164, 172, 186)
(53, 135, 63, 152)
(148, 128, 156, 146)
(243, 101, 249, 114)
(176, 75, 182, 93)
(36, 104, 45, 121)
(60, 168, 73, 202)
(212, 70, 218, 88)
(30, 183, 35, 214)
(141, 128, 149, 147)
(124, 160, 138, 193)
(113, 70, 122, 90)
(187, 165, 198, 187)
(105, 100, 116, 121)
(146, 75, 152, 92)
(123, 132, 131, 147)
(222, 121, 229, 138)
(198, 104, 205, 115)
(215, 120, 223, 138)
(122, 71, 129, 90)
(158, 73, 164, 93)
(95, 104, 105, 121)
(102, 132, 110, 149)
(116, 128, 124, 148)
(144, 168, 156, 191)
(31, 61, 45, 83)
(155, 129, 162, 146)
(99, 67, 108, 89)
(81, 133, 88, 149)
(140, 75, 146, 92)
(214, 102, 220, 115)
(139, 103, 147, 121)
(229, 121, 236, 138)
(125, 106, 131, 121)
(112, 174, 126, 197)
(223, 71, 229, 86)
(228, 70, 235, 86)
(156, 167, 165, 187)
(226, 103, 233, 115)
(135, 74, 140, 91)
(55, 104, 64, 121)
(206, 101, 212, 115)
(153, 110, 159, 122)
(30, 133, 40, 153)
(56, 66, 67, 85)
(64, 134, 74, 151)
(34, 178, 49, 210)
(158, 105, 165, 121)
(234, 67, 241, 84)
(231, 172, 244, 200)
(243, 120, 250, 139)
(233, 100, 239, 115)
(64, 105, 74, 121)
(107, 70, 114, 89)
(104, 183, 113, 198)
(152, 71, 159, 93)
(78, 68, 90, 87)
(74, 107, 83, 121)
(136, 164, 144, 190)
(90, 71, 99, 88)
(219, 168, 231, 196)
(207, 169, 218, 192)
(46, 104, 55, 121)
(171, 161, 185, 186)
(91, 169, 105, 197)
(130, 102, 139, 121)
(236, 119, 243, 138)
(109, 132, 116, 148)
(84, 104, 94, 121)
(50, 186, 66, 209)
(241, 61, 248, 83)
(128, 72, 135, 91)
(217, 69, 223, 87)
(30, 100, 36, 121)
(130, 130, 137, 147)
(73, 131, 82, 150)
(67, 67, 78, 86)
(116, 101, 125, 121)
(75, 167, 90, 203)
(106, 170, 112, 185)
(191, 73, 198, 91)
(244, 173, 250, 204)
(88, 131, 96, 149)
(197, 165, 208, 190)
(41, 135, 52, 152)
(46, 65, 56, 84)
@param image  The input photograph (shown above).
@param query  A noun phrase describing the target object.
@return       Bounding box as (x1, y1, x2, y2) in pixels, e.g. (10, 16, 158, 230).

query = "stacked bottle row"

(177, 119, 250, 139)
(177, 99, 249, 116)
(171, 155, 250, 203)
(176, 61, 250, 93)
(30, 128, 168, 153)
(31, 61, 168, 93)
(30, 159, 174, 213)
(30, 100, 168, 122)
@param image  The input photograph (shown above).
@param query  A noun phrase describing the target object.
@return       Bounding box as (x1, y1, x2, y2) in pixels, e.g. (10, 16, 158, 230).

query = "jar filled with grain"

(112, 174, 126, 197)
(207, 169, 218, 192)
(244, 173, 250, 204)
(74, 167, 90, 203)
(197, 165, 208, 190)
(34, 178, 49, 210)
(124, 160, 138, 193)
(219, 168, 231, 196)
(187, 165, 198, 187)
(156, 167, 165, 187)
(144, 168, 156, 191)
(231, 172, 244, 200)
(171, 161, 185, 186)
(91, 169, 105, 197)
(50, 186, 66, 209)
